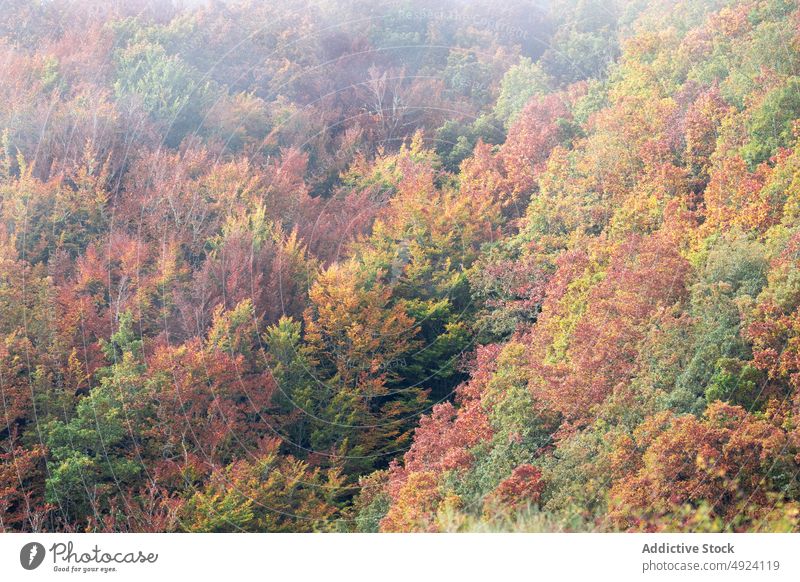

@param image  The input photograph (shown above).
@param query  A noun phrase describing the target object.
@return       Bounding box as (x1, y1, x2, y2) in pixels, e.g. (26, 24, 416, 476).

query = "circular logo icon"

(20, 542, 46, 570)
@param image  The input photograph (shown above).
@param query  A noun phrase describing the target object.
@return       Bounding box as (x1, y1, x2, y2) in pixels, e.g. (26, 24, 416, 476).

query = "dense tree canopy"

(1, 0, 800, 532)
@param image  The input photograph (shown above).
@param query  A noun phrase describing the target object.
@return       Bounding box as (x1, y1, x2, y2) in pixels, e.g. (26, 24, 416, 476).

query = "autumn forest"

(1, 0, 800, 533)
